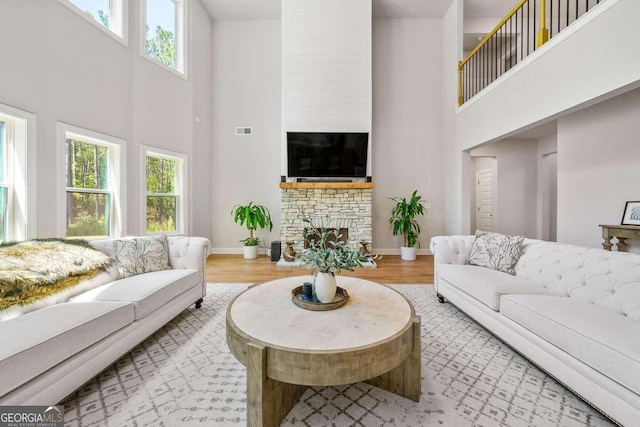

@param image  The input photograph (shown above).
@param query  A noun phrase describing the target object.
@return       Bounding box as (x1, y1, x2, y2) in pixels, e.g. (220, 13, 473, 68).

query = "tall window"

(143, 147, 186, 234)
(60, 0, 127, 43)
(142, 0, 188, 76)
(61, 125, 125, 238)
(0, 105, 34, 243)
(0, 121, 7, 242)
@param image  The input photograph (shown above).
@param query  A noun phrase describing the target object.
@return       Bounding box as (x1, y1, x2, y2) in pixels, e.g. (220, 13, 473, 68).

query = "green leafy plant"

(299, 216, 362, 275)
(231, 202, 273, 246)
(389, 190, 429, 248)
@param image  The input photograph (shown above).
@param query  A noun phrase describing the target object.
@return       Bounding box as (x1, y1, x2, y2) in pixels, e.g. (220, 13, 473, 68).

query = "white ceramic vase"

(400, 246, 417, 261)
(243, 245, 259, 259)
(314, 272, 337, 303)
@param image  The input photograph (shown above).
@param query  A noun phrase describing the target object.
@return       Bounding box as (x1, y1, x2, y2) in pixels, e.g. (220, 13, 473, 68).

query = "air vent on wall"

(235, 127, 252, 135)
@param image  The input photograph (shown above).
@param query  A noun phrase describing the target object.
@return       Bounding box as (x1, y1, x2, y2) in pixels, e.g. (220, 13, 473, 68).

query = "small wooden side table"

(599, 224, 640, 251)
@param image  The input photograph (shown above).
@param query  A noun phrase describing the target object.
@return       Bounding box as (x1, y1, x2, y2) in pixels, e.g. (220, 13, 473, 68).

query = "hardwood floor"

(205, 254, 434, 284)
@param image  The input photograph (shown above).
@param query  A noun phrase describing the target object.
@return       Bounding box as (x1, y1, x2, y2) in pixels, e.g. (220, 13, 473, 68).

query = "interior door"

(476, 168, 493, 232)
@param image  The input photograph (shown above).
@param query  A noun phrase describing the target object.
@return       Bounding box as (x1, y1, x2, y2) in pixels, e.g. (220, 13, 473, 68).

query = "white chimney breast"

(282, 0, 372, 133)
(279, 1, 374, 250)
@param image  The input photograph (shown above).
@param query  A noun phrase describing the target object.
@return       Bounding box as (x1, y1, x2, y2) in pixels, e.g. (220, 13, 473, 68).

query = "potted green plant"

(299, 216, 362, 302)
(231, 202, 273, 259)
(389, 190, 429, 261)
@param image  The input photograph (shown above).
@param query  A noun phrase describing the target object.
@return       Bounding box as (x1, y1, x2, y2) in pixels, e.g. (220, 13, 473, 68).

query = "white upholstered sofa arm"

(168, 236, 210, 284)
(429, 235, 475, 292)
(430, 235, 475, 265)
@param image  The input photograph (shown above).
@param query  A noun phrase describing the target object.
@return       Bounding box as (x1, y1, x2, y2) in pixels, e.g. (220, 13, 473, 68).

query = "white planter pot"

(400, 246, 417, 261)
(314, 272, 337, 303)
(243, 245, 259, 259)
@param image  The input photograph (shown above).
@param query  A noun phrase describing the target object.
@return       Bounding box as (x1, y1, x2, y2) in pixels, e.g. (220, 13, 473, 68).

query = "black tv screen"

(287, 132, 368, 178)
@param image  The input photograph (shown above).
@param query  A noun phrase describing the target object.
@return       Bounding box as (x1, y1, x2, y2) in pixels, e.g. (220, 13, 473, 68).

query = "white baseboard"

(210, 247, 269, 255)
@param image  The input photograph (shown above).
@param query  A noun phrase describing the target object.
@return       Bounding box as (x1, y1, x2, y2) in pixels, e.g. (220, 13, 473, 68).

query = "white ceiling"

(200, 0, 512, 21)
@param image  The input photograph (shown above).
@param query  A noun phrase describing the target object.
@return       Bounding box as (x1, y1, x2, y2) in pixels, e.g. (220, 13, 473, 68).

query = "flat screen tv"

(287, 132, 368, 179)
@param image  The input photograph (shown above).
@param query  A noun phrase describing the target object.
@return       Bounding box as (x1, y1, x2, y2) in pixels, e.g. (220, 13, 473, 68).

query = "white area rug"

(63, 284, 615, 427)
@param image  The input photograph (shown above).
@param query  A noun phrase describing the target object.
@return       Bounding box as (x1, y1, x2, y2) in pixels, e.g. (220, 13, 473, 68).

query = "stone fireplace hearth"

(280, 184, 373, 254)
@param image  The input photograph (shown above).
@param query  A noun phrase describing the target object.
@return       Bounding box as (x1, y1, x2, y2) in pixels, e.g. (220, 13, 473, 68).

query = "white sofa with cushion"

(430, 233, 640, 426)
(0, 235, 210, 405)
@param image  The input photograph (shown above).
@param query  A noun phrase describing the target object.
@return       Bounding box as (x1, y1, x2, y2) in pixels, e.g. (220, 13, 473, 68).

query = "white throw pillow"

(467, 230, 524, 275)
(114, 235, 170, 279)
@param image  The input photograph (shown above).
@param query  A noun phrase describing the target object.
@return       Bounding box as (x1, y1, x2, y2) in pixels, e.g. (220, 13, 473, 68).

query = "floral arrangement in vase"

(299, 215, 362, 303)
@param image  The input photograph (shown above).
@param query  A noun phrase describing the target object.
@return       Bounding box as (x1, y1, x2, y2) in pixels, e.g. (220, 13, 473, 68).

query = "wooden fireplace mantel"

(279, 182, 374, 190)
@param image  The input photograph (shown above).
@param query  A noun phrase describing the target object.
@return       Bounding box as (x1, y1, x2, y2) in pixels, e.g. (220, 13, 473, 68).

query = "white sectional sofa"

(430, 235, 640, 426)
(0, 235, 210, 405)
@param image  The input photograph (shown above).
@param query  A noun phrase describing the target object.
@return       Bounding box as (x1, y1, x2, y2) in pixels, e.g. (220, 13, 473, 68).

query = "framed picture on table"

(621, 201, 640, 226)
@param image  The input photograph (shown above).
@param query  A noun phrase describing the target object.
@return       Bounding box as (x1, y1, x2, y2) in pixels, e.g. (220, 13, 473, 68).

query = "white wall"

(371, 18, 444, 253)
(457, 0, 640, 150)
(0, 0, 213, 239)
(441, 0, 466, 236)
(190, 5, 214, 240)
(537, 134, 558, 241)
(557, 88, 640, 253)
(471, 140, 538, 238)
(211, 20, 282, 253)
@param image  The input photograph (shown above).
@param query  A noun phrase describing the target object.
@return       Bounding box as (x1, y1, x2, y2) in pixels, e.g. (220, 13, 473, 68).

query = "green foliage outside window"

(84, 10, 110, 29)
(146, 156, 177, 233)
(97, 10, 109, 28)
(146, 26, 176, 68)
(66, 139, 110, 238)
(66, 139, 108, 189)
(66, 208, 109, 238)
(80, 5, 176, 69)
(145, 0, 177, 69)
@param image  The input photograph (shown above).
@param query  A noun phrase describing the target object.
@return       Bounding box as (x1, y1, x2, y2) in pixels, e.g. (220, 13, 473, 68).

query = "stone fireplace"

(280, 185, 372, 254)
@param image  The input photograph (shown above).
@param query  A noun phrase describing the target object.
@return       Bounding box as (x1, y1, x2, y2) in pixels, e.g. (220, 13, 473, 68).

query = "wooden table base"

(247, 342, 307, 427)
(245, 317, 421, 427)
(365, 317, 422, 402)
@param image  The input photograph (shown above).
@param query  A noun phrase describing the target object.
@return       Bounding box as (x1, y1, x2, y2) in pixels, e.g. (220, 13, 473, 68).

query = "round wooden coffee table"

(226, 276, 421, 427)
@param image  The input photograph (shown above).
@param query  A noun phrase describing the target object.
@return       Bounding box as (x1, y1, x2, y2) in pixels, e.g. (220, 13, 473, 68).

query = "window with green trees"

(146, 153, 181, 233)
(66, 138, 112, 238)
(143, 0, 186, 74)
(64, 0, 125, 40)
(0, 121, 6, 242)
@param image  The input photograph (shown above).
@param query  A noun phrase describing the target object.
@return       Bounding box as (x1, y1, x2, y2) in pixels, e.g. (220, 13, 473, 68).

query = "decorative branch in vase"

(299, 215, 362, 303)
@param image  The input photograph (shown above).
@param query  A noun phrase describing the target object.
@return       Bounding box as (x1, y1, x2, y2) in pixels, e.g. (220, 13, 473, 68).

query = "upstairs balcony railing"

(458, 0, 605, 106)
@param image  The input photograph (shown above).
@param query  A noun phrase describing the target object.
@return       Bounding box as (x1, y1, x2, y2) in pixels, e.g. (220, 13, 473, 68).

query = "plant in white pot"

(299, 216, 362, 303)
(389, 190, 429, 261)
(231, 202, 273, 259)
